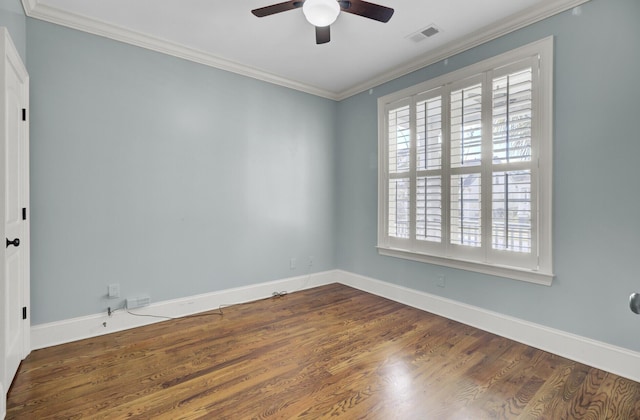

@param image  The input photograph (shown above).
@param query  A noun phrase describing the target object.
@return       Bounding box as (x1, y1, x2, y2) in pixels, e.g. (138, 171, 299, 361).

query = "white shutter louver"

(389, 178, 410, 238)
(450, 173, 481, 247)
(491, 67, 534, 253)
(492, 171, 532, 252)
(416, 96, 443, 243)
(451, 84, 482, 168)
(388, 105, 411, 239)
(417, 176, 442, 242)
(492, 69, 532, 162)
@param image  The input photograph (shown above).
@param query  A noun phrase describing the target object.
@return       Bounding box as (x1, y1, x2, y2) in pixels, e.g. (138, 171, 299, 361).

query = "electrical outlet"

(290, 258, 296, 270)
(107, 283, 120, 298)
(308, 256, 314, 267)
(436, 274, 446, 288)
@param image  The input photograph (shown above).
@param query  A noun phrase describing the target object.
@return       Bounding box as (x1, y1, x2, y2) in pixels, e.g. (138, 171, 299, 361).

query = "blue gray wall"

(5, 0, 640, 353)
(336, 0, 640, 352)
(26, 20, 337, 324)
(0, 0, 26, 62)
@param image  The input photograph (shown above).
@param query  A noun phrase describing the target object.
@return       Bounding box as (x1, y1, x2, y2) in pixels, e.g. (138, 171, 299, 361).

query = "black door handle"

(6, 238, 20, 248)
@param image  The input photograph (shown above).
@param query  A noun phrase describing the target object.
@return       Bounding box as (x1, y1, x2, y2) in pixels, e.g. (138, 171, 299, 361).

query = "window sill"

(377, 246, 554, 286)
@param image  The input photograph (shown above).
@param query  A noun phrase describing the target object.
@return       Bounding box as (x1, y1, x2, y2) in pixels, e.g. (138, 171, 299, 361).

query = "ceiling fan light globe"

(302, 0, 340, 27)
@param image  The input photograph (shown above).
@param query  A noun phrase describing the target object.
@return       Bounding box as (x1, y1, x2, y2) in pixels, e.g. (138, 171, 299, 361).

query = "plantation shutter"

(387, 103, 411, 240)
(489, 62, 536, 266)
(378, 37, 553, 283)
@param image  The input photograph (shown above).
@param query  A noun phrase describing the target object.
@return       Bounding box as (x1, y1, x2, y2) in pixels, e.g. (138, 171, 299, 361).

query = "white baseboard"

(31, 269, 640, 383)
(334, 269, 640, 383)
(30, 270, 335, 351)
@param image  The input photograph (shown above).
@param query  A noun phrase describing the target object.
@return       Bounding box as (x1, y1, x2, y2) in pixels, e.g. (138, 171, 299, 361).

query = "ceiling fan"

(251, 0, 394, 45)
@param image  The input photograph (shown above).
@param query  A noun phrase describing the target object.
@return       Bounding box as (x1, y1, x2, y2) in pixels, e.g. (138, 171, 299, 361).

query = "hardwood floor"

(7, 283, 640, 419)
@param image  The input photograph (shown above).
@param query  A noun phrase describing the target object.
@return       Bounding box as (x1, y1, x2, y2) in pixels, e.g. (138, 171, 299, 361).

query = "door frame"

(0, 26, 30, 406)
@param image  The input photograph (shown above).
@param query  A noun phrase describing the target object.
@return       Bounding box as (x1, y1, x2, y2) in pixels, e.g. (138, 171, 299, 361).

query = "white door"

(0, 27, 30, 397)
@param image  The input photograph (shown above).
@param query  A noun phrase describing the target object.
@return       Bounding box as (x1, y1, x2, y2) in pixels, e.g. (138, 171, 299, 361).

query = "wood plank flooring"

(7, 283, 640, 419)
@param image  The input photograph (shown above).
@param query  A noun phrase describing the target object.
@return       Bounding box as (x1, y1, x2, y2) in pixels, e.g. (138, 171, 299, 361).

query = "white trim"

(0, 381, 5, 420)
(377, 37, 554, 285)
(334, 270, 640, 383)
(20, 3, 339, 100)
(378, 247, 553, 285)
(20, 0, 590, 101)
(0, 26, 30, 401)
(30, 269, 640, 384)
(20, 0, 38, 14)
(30, 270, 335, 350)
(338, 0, 590, 100)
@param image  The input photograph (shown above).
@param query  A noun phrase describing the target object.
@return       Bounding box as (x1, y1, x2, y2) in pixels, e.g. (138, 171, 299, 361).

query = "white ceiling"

(22, 0, 588, 100)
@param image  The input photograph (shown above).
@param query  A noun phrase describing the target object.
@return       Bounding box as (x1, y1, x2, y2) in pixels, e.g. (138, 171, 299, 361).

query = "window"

(377, 38, 553, 285)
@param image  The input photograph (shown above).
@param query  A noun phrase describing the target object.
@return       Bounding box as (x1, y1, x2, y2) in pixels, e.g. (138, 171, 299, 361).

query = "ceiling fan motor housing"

(303, 0, 341, 27)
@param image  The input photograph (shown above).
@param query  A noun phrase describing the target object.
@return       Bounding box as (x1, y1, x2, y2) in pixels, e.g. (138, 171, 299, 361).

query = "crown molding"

(22, 0, 590, 102)
(21, 1, 341, 100)
(20, 0, 38, 14)
(335, 0, 591, 100)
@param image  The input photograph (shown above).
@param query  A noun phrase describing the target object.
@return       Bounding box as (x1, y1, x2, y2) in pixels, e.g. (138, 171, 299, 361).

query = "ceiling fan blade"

(341, 0, 394, 23)
(316, 26, 330, 44)
(251, 1, 303, 18)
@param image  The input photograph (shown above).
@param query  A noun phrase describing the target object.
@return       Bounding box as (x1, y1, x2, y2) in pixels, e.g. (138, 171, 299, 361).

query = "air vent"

(126, 295, 151, 309)
(422, 26, 440, 37)
(407, 24, 441, 43)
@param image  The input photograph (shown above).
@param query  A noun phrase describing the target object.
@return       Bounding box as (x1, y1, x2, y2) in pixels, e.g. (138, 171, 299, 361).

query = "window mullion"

(531, 54, 542, 266)
(379, 105, 390, 248)
(441, 86, 451, 255)
(409, 97, 418, 248)
(481, 71, 493, 263)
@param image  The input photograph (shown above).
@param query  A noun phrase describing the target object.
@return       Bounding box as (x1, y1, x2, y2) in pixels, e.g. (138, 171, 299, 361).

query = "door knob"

(631, 292, 640, 315)
(6, 238, 20, 248)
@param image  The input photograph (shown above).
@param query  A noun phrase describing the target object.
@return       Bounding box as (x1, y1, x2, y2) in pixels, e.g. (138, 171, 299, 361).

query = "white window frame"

(377, 37, 554, 285)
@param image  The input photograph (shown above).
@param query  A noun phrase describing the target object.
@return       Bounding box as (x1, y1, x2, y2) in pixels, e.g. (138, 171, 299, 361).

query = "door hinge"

(22, 207, 27, 220)
(22, 306, 27, 320)
(22, 108, 26, 121)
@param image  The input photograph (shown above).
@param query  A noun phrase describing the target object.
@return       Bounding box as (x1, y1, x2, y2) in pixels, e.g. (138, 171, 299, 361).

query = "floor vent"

(126, 295, 151, 309)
